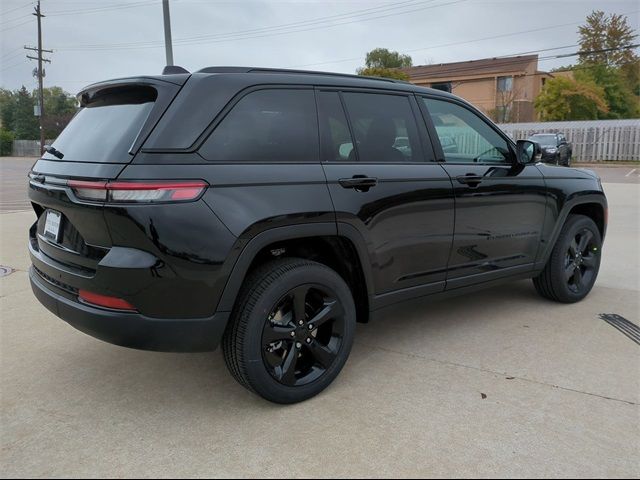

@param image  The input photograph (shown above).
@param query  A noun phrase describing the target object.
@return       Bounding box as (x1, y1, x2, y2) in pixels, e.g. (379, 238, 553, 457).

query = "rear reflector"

(68, 180, 207, 203)
(79, 289, 137, 311)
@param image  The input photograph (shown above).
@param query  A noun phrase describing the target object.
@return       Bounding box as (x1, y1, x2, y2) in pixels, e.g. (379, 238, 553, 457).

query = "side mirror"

(516, 140, 541, 164)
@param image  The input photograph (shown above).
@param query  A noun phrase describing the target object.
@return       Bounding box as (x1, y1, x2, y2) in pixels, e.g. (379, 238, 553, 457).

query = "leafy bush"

(0, 129, 14, 156)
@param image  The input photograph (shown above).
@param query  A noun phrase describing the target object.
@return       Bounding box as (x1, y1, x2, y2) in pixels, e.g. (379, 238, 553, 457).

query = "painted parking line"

(625, 168, 637, 177)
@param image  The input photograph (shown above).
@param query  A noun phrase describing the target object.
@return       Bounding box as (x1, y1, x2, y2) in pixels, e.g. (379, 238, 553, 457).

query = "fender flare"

(216, 222, 375, 312)
(536, 193, 607, 269)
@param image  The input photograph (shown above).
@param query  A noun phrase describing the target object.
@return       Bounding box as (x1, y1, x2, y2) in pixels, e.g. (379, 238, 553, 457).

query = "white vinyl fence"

(498, 119, 640, 162)
(11, 140, 55, 157)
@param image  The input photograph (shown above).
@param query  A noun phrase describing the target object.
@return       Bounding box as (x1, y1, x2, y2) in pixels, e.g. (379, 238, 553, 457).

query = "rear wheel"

(222, 258, 356, 404)
(533, 215, 602, 303)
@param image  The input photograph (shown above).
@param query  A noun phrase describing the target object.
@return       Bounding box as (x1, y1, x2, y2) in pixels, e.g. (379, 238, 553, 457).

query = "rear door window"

(43, 86, 157, 163)
(341, 92, 425, 163)
(199, 88, 319, 162)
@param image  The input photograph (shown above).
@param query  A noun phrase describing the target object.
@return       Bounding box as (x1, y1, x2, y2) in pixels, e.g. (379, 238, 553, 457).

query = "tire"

(533, 214, 602, 303)
(222, 257, 356, 404)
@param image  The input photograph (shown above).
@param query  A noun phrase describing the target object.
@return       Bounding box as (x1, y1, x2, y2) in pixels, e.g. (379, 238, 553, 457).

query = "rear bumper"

(30, 266, 230, 352)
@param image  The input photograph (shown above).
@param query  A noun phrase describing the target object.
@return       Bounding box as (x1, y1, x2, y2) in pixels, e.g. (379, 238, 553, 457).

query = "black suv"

(528, 132, 573, 166)
(28, 67, 607, 404)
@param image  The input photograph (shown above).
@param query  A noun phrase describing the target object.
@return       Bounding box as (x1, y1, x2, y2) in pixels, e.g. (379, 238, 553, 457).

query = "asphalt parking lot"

(1, 157, 639, 477)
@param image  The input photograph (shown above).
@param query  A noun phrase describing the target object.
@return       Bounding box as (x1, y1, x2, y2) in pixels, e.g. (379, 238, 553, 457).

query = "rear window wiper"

(44, 145, 64, 159)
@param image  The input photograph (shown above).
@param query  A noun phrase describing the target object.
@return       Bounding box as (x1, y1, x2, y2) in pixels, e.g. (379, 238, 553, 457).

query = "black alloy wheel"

(223, 258, 356, 404)
(262, 284, 346, 387)
(564, 228, 599, 294)
(533, 214, 602, 303)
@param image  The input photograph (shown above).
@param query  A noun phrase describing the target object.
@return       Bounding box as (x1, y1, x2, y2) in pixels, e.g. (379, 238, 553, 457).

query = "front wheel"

(222, 258, 356, 404)
(533, 215, 602, 303)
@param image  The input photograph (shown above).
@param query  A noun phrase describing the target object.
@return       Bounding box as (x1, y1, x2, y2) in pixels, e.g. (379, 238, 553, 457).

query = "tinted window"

(317, 91, 354, 162)
(530, 134, 557, 146)
(200, 89, 318, 162)
(423, 97, 511, 164)
(43, 86, 156, 163)
(342, 92, 425, 162)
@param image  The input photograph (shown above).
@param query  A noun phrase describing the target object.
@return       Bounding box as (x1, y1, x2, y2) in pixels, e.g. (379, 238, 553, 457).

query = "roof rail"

(195, 66, 405, 84)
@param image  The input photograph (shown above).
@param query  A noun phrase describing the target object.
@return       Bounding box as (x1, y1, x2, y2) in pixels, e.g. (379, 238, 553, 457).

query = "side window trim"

(417, 94, 517, 165)
(414, 93, 445, 163)
(408, 95, 437, 162)
(337, 91, 361, 162)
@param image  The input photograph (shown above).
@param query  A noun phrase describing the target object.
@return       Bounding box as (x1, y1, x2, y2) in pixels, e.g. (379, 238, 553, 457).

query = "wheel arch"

(216, 222, 374, 323)
(537, 194, 607, 269)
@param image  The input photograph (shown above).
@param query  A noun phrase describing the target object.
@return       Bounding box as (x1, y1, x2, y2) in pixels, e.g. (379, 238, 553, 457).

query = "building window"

(497, 76, 513, 92)
(495, 105, 512, 123)
(431, 82, 452, 93)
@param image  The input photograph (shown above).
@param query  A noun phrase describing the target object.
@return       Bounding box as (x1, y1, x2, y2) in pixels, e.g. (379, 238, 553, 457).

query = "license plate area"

(43, 210, 62, 242)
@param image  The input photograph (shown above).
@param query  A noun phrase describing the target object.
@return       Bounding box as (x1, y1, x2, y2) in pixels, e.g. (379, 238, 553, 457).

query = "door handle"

(456, 174, 483, 187)
(338, 176, 378, 191)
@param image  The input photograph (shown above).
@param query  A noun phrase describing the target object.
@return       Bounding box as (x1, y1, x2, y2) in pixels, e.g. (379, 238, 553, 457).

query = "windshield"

(530, 134, 557, 146)
(43, 86, 157, 163)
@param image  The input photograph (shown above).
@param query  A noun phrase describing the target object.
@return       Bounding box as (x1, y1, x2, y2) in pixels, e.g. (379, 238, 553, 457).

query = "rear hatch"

(28, 78, 184, 282)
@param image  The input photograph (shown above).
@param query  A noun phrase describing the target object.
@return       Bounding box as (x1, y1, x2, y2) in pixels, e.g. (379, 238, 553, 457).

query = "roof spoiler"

(162, 65, 190, 75)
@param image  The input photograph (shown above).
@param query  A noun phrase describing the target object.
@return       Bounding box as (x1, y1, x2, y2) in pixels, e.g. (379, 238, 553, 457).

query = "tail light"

(68, 180, 208, 203)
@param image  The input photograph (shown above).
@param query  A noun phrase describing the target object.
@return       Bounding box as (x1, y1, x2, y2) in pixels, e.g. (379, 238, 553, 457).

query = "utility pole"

(25, 0, 51, 155)
(162, 0, 174, 66)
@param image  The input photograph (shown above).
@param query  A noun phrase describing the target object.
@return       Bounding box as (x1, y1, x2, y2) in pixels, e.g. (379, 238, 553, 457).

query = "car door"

(317, 89, 454, 301)
(418, 95, 547, 289)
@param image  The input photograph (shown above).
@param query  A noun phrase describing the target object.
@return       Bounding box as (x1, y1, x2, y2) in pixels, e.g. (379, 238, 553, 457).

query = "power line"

(289, 10, 639, 68)
(51, 0, 467, 51)
(0, 47, 25, 61)
(0, 12, 31, 26)
(0, 17, 33, 32)
(0, 1, 33, 16)
(46, 0, 157, 16)
(158, 0, 435, 46)
(50, 0, 436, 49)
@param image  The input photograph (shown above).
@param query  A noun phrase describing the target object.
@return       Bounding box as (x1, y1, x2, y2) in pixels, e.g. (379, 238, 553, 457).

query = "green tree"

(39, 86, 77, 138)
(362, 48, 413, 69)
(357, 66, 409, 81)
(0, 129, 14, 156)
(0, 88, 15, 132)
(357, 48, 412, 80)
(12, 86, 39, 140)
(573, 10, 640, 118)
(0, 86, 77, 140)
(578, 11, 638, 67)
(535, 76, 608, 121)
(575, 65, 639, 118)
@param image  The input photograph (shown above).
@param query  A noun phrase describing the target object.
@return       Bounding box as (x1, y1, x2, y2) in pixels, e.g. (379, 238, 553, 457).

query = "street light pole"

(162, 0, 174, 66)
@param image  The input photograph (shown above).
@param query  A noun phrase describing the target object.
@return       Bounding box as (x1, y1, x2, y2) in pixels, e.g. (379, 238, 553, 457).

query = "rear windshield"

(43, 86, 157, 163)
(530, 134, 557, 146)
